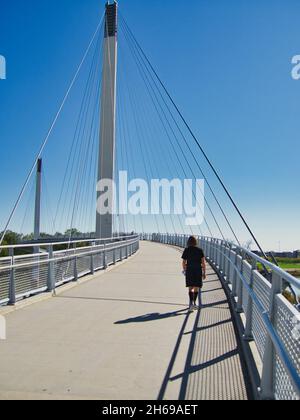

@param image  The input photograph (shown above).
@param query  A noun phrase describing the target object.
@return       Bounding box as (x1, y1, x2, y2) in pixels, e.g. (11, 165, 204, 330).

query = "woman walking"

(182, 236, 206, 311)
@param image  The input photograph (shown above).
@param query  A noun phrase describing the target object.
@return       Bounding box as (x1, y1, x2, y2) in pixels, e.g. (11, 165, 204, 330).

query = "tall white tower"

(96, 1, 118, 239)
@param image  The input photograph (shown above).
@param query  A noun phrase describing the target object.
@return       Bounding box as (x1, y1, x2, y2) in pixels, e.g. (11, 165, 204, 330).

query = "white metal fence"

(152, 233, 300, 401)
(0, 235, 139, 306)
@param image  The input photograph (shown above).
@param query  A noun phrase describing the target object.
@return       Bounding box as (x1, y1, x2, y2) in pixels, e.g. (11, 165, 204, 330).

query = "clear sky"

(0, 0, 299, 251)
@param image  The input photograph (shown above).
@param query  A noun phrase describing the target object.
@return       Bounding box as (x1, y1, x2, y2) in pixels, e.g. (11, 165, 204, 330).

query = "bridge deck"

(0, 242, 251, 400)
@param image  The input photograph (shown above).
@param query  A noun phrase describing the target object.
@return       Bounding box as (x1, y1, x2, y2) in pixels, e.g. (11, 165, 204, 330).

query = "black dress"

(182, 246, 205, 288)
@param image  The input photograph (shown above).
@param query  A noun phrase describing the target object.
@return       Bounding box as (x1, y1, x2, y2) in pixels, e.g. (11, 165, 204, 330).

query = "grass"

(278, 262, 300, 270)
(257, 258, 300, 275)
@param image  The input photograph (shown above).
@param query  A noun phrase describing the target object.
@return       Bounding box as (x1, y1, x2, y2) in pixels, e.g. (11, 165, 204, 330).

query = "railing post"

(74, 253, 78, 282)
(220, 241, 223, 275)
(210, 238, 214, 262)
(221, 241, 226, 277)
(260, 271, 283, 400)
(103, 242, 108, 269)
(8, 248, 16, 306)
(113, 245, 116, 265)
(90, 242, 95, 275)
(215, 240, 219, 268)
(244, 258, 255, 341)
(225, 244, 231, 284)
(231, 252, 238, 297)
(217, 240, 220, 269)
(47, 245, 55, 292)
(120, 243, 123, 262)
(236, 255, 243, 313)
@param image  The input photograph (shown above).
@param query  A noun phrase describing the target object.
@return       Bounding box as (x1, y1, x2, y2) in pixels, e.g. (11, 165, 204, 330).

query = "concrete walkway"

(0, 242, 251, 400)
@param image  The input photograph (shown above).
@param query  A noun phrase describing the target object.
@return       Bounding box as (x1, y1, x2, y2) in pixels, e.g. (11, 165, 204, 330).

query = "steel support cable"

(81, 105, 100, 235)
(120, 18, 231, 244)
(138, 90, 194, 237)
(114, 116, 120, 236)
(120, 52, 169, 233)
(42, 173, 54, 236)
(76, 48, 103, 231)
(19, 178, 36, 237)
(116, 91, 136, 234)
(120, 23, 215, 238)
(54, 23, 104, 231)
(116, 60, 132, 235)
(118, 44, 162, 235)
(64, 43, 102, 232)
(116, 134, 126, 236)
(121, 38, 199, 237)
(126, 43, 216, 238)
(116, 91, 125, 235)
(120, 15, 273, 262)
(91, 117, 101, 234)
(116, 106, 129, 235)
(120, 53, 176, 235)
(121, 63, 164, 235)
(68, 54, 103, 239)
(132, 44, 240, 243)
(50, 22, 103, 234)
(117, 62, 145, 234)
(83, 97, 101, 235)
(119, 41, 192, 237)
(116, 84, 130, 234)
(120, 21, 214, 238)
(85, 89, 102, 236)
(65, 35, 104, 237)
(0, 15, 105, 246)
(119, 87, 137, 235)
(128, 36, 240, 243)
(78, 50, 103, 234)
(117, 43, 145, 234)
(42, 170, 57, 236)
(126, 86, 166, 235)
(77, 75, 102, 233)
(121, 47, 187, 236)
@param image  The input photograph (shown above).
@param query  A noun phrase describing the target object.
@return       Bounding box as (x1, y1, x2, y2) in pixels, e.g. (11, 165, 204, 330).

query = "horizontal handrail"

(208, 242, 300, 397)
(0, 236, 140, 307)
(0, 238, 138, 271)
(201, 236, 300, 290)
(152, 233, 300, 400)
(0, 234, 139, 250)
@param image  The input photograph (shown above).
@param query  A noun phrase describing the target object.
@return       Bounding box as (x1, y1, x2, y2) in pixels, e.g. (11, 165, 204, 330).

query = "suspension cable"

(119, 13, 274, 263)
(0, 14, 105, 246)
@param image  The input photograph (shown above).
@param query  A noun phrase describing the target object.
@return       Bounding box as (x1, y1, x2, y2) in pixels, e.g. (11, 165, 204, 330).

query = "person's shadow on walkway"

(115, 309, 188, 325)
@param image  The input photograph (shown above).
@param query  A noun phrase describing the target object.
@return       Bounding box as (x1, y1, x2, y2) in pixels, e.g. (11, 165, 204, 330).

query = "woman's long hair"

(187, 236, 198, 247)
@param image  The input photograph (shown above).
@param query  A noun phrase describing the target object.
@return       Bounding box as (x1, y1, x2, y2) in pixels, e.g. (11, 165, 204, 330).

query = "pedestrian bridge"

(1, 0, 299, 403)
(0, 238, 299, 401)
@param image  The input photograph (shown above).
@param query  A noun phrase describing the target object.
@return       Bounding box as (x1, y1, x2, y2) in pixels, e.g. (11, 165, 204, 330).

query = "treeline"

(0, 229, 91, 257)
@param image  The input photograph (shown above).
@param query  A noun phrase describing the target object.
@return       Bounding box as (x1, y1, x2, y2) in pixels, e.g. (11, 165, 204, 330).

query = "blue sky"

(0, 0, 299, 250)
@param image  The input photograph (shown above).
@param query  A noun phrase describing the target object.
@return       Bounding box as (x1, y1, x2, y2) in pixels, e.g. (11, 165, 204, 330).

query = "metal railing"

(152, 233, 300, 401)
(0, 235, 139, 306)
